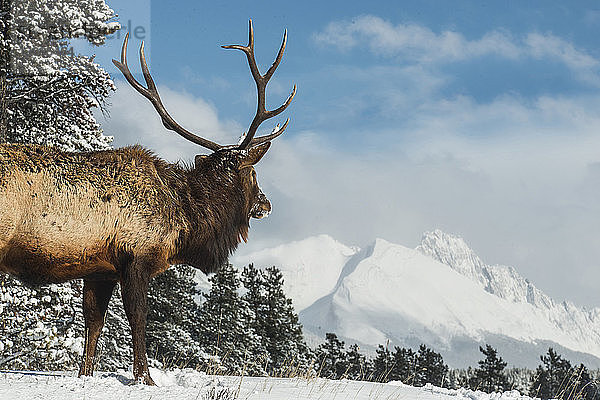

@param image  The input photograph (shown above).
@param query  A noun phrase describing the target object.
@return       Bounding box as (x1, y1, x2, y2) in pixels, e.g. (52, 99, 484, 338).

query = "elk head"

(112, 20, 295, 222)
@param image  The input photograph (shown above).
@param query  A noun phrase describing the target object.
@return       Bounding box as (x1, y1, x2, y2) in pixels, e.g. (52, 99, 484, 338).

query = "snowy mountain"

(417, 230, 555, 308)
(234, 231, 600, 368)
(231, 235, 358, 311)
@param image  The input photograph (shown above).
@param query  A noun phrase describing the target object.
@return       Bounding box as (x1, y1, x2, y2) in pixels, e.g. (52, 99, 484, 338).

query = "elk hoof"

(143, 375, 156, 386)
(132, 372, 156, 386)
(78, 365, 93, 377)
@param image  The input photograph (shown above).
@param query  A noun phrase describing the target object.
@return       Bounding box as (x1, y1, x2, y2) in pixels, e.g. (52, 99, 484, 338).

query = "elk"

(0, 20, 295, 385)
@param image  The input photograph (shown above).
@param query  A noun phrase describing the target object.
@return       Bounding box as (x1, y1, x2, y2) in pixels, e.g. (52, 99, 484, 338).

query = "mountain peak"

(417, 229, 548, 306)
(369, 237, 395, 253)
(417, 230, 487, 286)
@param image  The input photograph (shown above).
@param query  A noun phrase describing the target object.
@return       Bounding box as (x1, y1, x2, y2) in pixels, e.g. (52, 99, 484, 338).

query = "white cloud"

(525, 32, 598, 70)
(314, 15, 598, 77)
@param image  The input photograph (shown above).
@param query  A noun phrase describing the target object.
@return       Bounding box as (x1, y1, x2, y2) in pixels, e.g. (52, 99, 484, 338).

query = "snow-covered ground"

(0, 369, 533, 400)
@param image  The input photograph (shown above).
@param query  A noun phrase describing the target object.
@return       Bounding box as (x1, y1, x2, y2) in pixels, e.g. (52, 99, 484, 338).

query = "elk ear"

(195, 154, 208, 169)
(239, 142, 271, 168)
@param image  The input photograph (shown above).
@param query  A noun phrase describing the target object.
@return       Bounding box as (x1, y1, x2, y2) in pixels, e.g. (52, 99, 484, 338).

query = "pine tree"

(413, 344, 449, 388)
(372, 343, 394, 382)
(571, 364, 600, 400)
(346, 343, 371, 381)
(469, 345, 510, 393)
(315, 333, 348, 379)
(146, 265, 203, 369)
(195, 264, 266, 375)
(257, 267, 310, 374)
(505, 367, 535, 395)
(530, 348, 574, 400)
(240, 264, 264, 326)
(1, 0, 119, 149)
(391, 346, 417, 384)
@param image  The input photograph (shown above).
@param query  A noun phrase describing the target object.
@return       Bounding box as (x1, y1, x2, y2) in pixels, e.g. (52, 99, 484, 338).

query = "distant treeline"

(314, 332, 600, 400)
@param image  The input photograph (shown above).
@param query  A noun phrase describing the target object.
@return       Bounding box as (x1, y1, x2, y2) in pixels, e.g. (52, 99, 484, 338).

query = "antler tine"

(250, 118, 290, 147)
(139, 42, 158, 93)
(222, 20, 296, 149)
(264, 29, 287, 82)
(267, 84, 296, 119)
(112, 33, 223, 152)
(222, 20, 261, 83)
(114, 33, 151, 98)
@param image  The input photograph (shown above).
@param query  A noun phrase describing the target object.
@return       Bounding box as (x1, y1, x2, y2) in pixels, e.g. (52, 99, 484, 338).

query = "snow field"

(0, 369, 535, 400)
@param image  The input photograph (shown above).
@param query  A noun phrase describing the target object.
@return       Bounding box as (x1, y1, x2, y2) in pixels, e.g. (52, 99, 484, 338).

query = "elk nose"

(262, 199, 272, 215)
(257, 200, 271, 219)
(252, 195, 271, 219)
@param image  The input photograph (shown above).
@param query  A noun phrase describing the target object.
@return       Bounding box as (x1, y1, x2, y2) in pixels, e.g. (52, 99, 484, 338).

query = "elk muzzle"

(250, 192, 271, 219)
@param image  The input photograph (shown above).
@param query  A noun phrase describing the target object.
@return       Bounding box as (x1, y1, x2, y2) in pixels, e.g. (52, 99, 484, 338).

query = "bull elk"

(0, 20, 295, 385)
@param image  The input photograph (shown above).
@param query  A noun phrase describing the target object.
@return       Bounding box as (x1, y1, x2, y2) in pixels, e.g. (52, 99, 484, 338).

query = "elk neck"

(172, 152, 248, 273)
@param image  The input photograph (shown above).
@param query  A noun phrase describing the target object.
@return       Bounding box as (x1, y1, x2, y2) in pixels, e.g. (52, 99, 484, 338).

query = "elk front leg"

(79, 280, 117, 377)
(120, 258, 155, 385)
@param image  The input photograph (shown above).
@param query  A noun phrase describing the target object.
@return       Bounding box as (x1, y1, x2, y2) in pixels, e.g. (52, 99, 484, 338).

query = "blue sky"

(84, 1, 600, 307)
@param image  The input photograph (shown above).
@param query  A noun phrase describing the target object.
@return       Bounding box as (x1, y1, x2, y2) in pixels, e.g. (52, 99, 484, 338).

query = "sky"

(80, 1, 600, 307)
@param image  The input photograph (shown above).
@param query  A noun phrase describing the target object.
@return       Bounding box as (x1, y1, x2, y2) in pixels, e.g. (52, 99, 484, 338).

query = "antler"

(222, 20, 296, 149)
(112, 33, 223, 152)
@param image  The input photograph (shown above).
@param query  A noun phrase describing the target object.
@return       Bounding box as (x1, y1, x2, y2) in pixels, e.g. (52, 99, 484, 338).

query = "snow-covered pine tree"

(505, 367, 535, 395)
(241, 265, 311, 376)
(195, 264, 267, 375)
(0, 274, 132, 372)
(240, 264, 265, 363)
(0, 0, 9, 141)
(0, 275, 83, 370)
(446, 368, 473, 390)
(530, 348, 575, 400)
(449, 367, 534, 393)
(146, 265, 203, 369)
(315, 332, 348, 379)
(413, 344, 449, 388)
(469, 345, 510, 393)
(240, 264, 263, 317)
(0, 0, 119, 150)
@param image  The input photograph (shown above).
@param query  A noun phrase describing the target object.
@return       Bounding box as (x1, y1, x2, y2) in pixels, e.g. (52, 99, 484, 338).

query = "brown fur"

(0, 142, 272, 384)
